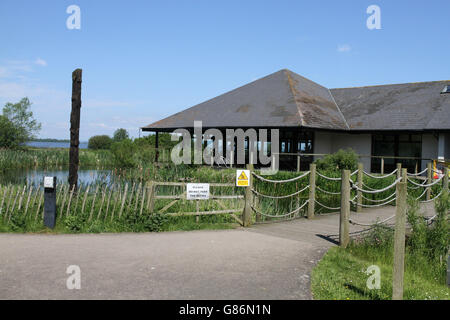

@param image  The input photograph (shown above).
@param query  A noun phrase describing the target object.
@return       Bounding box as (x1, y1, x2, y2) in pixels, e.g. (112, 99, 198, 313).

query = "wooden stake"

(242, 164, 253, 227)
(66, 184, 75, 217)
(307, 163, 316, 219)
(0, 186, 7, 218)
(339, 170, 350, 248)
(17, 185, 26, 211)
(4, 185, 14, 221)
(60, 185, 68, 216)
(8, 186, 20, 222)
(34, 191, 43, 221)
(444, 167, 449, 192)
(88, 185, 99, 222)
(24, 185, 33, 217)
(357, 163, 363, 213)
(81, 185, 90, 214)
(426, 162, 432, 200)
(111, 188, 119, 222)
(392, 181, 407, 300)
(104, 186, 113, 221)
(139, 186, 146, 216)
(119, 183, 128, 218)
(96, 187, 106, 220)
(147, 182, 155, 213)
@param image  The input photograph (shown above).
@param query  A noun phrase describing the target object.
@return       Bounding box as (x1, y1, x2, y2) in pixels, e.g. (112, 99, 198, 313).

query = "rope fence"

(248, 161, 448, 236)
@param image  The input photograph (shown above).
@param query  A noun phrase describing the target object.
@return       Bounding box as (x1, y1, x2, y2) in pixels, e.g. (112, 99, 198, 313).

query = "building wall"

(445, 133, 450, 160)
(313, 131, 443, 173)
(422, 133, 438, 170)
(313, 131, 372, 171)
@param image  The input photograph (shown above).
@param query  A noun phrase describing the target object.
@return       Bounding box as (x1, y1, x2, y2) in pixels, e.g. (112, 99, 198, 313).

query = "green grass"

(311, 246, 450, 300)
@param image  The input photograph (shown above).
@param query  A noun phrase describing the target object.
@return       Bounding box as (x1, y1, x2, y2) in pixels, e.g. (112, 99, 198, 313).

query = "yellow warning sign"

(236, 170, 250, 187)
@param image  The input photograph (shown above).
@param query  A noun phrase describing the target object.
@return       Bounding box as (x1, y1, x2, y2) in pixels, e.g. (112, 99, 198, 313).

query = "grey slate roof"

(142, 69, 450, 132)
(143, 69, 348, 131)
(331, 80, 450, 131)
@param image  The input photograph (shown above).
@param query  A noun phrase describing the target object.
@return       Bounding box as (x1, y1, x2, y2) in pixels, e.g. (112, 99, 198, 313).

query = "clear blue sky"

(0, 0, 449, 140)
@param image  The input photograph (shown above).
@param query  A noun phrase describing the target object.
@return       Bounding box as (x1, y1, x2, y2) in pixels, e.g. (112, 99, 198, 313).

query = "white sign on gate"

(186, 183, 210, 200)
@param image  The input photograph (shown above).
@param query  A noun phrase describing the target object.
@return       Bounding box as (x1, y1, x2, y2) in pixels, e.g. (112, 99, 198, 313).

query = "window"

(371, 133, 422, 173)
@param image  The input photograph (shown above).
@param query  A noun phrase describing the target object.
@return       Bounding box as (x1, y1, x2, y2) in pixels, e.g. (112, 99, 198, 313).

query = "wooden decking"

(248, 202, 435, 247)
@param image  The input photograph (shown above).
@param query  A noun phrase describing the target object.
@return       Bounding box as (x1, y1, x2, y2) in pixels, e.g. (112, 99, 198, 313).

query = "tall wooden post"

(147, 181, 155, 212)
(402, 168, 407, 183)
(297, 155, 301, 172)
(444, 167, 449, 192)
(396, 163, 402, 179)
(242, 164, 253, 227)
(307, 163, 316, 219)
(69, 69, 82, 191)
(392, 181, 407, 300)
(339, 170, 350, 248)
(381, 157, 384, 174)
(356, 163, 363, 213)
(426, 162, 432, 200)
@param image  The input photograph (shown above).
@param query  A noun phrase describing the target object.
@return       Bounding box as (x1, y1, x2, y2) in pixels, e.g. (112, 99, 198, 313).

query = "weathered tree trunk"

(69, 69, 82, 190)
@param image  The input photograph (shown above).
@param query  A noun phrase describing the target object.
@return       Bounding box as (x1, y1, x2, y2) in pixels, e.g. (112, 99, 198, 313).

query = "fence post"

(402, 168, 407, 183)
(297, 155, 301, 172)
(396, 163, 402, 179)
(147, 181, 155, 213)
(381, 157, 384, 174)
(242, 164, 253, 227)
(339, 169, 350, 248)
(444, 167, 449, 192)
(426, 162, 432, 200)
(357, 163, 363, 213)
(392, 180, 407, 300)
(307, 164, 316, 219)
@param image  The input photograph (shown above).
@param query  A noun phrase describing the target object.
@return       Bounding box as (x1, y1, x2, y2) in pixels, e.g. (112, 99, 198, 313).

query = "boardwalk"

(0, 203, 436, 300)
(249, 202, 435, 245)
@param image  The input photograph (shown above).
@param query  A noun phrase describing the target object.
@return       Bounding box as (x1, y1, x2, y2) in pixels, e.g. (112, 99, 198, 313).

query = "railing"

(247, 161, 448, 245)
(273, 152, 439, 174)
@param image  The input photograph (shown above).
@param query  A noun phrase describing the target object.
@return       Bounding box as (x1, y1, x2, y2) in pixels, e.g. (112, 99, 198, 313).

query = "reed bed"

(0, 148, 113, 170)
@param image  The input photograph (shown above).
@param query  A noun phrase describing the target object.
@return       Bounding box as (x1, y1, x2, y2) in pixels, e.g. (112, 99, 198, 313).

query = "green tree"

(88, 135, 112, 150)
(1, 98, 41, 148)
(113, 128, 129, 142)
(0, 115, 20, 148)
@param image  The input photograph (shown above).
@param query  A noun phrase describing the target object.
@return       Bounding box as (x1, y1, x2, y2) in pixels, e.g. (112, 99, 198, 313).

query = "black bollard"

(43, 177, 57, 229)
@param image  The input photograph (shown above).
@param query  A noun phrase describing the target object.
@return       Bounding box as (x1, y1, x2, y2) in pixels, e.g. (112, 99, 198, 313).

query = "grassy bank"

(311, 246, 450, 300)
(311, 195, 450, 300)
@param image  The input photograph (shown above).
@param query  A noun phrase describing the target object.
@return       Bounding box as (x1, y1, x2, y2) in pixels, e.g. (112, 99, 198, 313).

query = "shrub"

(111, 139, 138, 167)
(88, 135, 112, 150)
(315, 148, 358, 171)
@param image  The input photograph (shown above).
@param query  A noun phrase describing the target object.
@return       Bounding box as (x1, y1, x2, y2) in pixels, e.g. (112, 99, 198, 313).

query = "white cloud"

(35, 58, 47, 67)
(337, 44, 352, 53)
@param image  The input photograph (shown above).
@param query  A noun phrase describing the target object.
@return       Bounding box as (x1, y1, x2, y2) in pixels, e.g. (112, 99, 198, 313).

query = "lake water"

(0, 167, 113, 186)
(26, 141, 89, 149)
